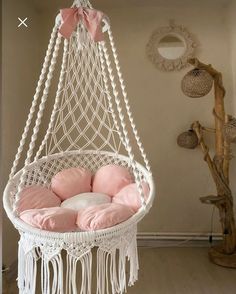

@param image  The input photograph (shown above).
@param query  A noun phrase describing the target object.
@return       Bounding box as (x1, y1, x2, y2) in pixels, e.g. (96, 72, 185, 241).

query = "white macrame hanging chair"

(3, 0, 155, 293)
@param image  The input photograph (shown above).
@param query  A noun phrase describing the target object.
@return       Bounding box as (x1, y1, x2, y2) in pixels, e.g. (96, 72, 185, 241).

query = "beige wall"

(2, 0, 236, 266)
(227, 0, 236, 114)
(225, 0, 236, 206)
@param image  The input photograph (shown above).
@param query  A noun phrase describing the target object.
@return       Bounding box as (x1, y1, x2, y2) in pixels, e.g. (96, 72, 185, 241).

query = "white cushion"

(61, 192, 111, 211)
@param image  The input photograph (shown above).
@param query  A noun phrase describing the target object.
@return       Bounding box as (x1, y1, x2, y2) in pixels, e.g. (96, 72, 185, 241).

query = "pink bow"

(59, 7, 105, 41)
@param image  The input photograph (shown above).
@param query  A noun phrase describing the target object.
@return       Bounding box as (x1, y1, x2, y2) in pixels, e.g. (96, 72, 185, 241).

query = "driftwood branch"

(188, 58, 227, 172)
(192, 121, 235, 254)
(187, 58, 236, 258)
(201, 126, 216, 133)
(223, 115, 231, 184)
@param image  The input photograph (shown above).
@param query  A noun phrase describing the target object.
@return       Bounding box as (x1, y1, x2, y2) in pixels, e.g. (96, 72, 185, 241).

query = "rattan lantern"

(177, 130, 199, 149)
(181, 68, 213, 98)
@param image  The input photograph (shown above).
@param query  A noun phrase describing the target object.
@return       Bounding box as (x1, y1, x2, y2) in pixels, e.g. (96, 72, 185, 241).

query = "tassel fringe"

(17, 228, 138, 294)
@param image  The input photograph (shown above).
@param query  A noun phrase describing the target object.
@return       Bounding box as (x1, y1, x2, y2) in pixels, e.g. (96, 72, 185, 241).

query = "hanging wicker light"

(177, 130, 199, 149)
(181, 68, 213, 98)
(223, 117, 236, 143)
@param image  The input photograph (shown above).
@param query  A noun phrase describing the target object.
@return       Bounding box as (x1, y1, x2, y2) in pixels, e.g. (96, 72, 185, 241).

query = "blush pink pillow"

(76, 203, 134, 231)
(20, 207, 77, 232)
(92, 165, 133, 197)
(51, 167, 92, 201)
(112, 182, 150, 212)
(18, 185, 61, 213)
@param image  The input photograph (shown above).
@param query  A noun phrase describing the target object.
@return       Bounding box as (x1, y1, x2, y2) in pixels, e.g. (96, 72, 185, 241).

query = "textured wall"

(227, 0, 236, 114)
(225, 0, 236, 209)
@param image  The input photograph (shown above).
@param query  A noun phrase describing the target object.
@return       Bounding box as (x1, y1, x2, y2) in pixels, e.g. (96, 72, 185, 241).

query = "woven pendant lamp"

(3, 1, 155, 293)
(181, 68, 214, 98)
(177, 130, 199, 149)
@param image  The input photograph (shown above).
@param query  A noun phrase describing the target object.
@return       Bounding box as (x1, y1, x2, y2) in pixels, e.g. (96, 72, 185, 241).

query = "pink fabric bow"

(59, 7, 105, 42)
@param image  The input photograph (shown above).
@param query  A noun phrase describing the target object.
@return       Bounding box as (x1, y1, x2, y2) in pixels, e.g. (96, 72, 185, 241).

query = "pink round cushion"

(20, 207, 78, 232)
(76, 203, 135, 231)
(18, 185, 61, 213)
(51, 167, 92, 201)
(92, 165, 133, 197)
(112, 182, 150, 212)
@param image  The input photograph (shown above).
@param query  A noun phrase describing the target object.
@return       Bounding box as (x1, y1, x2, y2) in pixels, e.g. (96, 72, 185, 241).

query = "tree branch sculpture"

(178, 58, 236, 268)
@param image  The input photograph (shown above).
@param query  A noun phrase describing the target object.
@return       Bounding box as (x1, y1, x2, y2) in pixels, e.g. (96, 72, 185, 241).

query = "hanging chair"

(3, 0, 155, 293)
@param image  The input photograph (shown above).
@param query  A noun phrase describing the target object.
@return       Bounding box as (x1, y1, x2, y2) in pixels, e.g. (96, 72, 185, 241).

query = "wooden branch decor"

(178, 58, 236, 268)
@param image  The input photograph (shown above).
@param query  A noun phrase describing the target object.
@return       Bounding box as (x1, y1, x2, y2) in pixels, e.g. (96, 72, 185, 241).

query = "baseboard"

(137, 232, 222, 247)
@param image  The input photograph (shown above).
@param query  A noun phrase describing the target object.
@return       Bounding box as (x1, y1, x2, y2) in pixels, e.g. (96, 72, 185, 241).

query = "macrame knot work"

(3, 1, 155, 293)
(59, 7, 105, 41)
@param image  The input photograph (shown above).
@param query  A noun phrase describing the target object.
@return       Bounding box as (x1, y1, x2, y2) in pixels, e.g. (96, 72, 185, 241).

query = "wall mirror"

(146, 21, 197, 71)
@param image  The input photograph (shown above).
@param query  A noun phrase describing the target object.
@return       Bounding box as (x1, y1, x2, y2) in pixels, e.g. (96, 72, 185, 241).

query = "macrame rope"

(95, 43, 120, 152)
(98, 42, 126, 151)
(9, 25, 58, 180)
(43, 23, 122, 156)
(73, 0, 92, 8)
(101, 41, 146, 208)
(14, 33, 62, 214)
(107, 28, 151, 174)
(34, 39, 69, 161)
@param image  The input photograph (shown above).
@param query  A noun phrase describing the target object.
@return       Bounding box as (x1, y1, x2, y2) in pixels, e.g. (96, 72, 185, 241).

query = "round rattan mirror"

(146, 21, 197, 71)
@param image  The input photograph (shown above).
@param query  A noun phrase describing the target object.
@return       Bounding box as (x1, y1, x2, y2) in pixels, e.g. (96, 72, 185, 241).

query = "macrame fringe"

(127, 235, 139, 286)
(17, 232, 138, 294)
(18, 242, 38, 294)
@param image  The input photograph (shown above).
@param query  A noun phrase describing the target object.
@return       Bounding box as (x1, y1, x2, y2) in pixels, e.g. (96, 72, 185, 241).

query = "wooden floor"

(4, 248, 236, 294)
(129, 248, 236, 294)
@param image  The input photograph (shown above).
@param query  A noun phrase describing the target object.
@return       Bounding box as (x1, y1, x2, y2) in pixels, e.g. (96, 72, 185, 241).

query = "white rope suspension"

(98, 42, 126, 151)
(34, 39, 69, 161)
(14, 32, 62, 213)
(107, 28, 151, 173)
(42, 23, 123, 156)
(9, 25, 58, 180)
(73, 0, 92, 8)
(100, 40, 146, 208)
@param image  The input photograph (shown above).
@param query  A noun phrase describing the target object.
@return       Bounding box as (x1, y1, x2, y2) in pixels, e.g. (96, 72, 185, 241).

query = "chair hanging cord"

(9, 25, 58, 181)
(23, 34, 62, 166)
(107, 28, 151, 174)
(98, 42, 126, 150)
(72, 0, 92, 8)
(13, 33, 63, 214)
(34, 39, 69, 161)
(101, 41, 146, 208)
